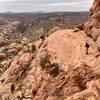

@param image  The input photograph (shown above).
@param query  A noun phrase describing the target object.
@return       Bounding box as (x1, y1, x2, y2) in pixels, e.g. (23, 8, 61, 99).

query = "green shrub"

(40, 54, 50, 69)
(52, 87, 62, 96)
(0, 53, 6, 62)
(50, 63, 59, 77)
(31, 44, 36, 53)
(75, 75, 87, 90)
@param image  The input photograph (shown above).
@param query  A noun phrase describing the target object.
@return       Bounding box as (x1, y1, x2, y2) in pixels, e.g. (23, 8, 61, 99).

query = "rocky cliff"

(84, 0, 100, 50)
(0, 0, 100, 100)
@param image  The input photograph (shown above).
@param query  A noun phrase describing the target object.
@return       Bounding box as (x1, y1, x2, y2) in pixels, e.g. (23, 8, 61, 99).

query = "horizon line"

(0, 10, 89, 13)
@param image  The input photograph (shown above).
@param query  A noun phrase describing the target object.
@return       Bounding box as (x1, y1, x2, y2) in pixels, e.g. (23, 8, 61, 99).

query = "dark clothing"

(85, 42, 89, 55)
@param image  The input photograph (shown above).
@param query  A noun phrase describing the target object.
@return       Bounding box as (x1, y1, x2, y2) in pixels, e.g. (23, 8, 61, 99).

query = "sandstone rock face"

(0, 29, 99, 100)
(0, 0, 100, 100)
(84, 0, 100, 49)
(0, 52, 34, 99)
(66, 79, 100, 100)
(37, 29, 98, 72)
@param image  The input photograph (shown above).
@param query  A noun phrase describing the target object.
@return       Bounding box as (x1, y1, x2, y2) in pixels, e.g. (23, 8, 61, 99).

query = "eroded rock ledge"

(0, 0, 100, 100)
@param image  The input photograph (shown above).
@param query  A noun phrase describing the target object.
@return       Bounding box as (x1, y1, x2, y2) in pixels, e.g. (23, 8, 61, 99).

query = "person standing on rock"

(85, 42, 89, 55)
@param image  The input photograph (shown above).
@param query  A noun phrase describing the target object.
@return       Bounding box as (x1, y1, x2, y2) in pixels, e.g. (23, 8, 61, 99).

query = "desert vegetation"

(0, 0, 100, 99)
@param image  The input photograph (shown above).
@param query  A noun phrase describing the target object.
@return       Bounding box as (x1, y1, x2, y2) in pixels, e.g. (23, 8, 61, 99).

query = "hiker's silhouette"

(85, 42, 89, 55)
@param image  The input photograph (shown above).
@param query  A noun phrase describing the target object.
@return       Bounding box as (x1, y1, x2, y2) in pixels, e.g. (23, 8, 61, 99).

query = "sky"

(0, 0, 93, 12)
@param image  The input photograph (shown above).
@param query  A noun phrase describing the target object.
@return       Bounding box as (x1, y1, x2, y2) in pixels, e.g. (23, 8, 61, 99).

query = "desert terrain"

(0, 0, 100, 100)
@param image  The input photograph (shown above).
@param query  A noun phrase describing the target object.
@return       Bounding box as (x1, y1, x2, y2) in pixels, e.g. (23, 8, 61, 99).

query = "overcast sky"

(0, 0, 93, 12)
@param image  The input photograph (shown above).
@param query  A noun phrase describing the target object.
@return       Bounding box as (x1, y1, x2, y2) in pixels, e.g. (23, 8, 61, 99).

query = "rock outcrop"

(66, 79, 100, 100)
(84, 0, 100, 50)
(0, 0, 100, 100)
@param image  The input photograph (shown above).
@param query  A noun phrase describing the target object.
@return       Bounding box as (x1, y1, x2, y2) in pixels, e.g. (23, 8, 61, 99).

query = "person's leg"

(86, 48, 88, 55)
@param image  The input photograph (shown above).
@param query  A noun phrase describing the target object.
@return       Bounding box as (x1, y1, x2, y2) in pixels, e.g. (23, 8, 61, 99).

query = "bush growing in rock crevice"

(0, 53, 6, 62)
(39, 53, 50, 69)
(74, 75, 87, 90)
(30, 44, 36, 54)
(50, 63, 59, 78)
(20, 61, 31, 77)
(52, 87, 62, 96)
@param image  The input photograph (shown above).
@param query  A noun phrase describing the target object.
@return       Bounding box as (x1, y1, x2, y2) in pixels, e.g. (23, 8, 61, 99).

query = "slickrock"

(37, 29, 98, 72)
(66, 79, 100, 100)
(0, 0, 100, 100)
(0, 52, 33, 99)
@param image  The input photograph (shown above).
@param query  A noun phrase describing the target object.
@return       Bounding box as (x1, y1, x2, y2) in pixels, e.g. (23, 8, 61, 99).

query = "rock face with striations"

(0, 0, 100, 100)
(84, 0, 100, 50)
